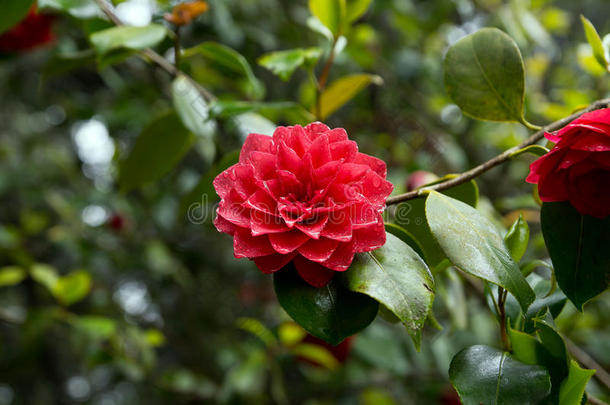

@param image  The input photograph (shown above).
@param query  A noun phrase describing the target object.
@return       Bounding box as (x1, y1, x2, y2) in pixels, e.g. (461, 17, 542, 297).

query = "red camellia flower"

(0, 6, 55, 53)
(526, 108, 610, 219)
(213, 123, 393, 287)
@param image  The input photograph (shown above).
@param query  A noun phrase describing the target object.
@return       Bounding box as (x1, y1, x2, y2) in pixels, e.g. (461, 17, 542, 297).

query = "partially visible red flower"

(213, 123, 393, 288)
(526, 108, 610, 218)
(0, 5, 55, 53)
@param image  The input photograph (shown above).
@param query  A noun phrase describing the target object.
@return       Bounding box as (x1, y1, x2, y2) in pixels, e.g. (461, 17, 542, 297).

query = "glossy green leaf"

(274, 264, 378, 346)
(426, 191, 535, 311)
(559, 360, 596, 405)
(258, 47, 322, 81)
(172, 75, 215, 139)
(384, 223, 425, 260)
(540, 202, 610, 310)
(317, 74, 382, 120)
(343, 233, 434, 349)
(0, 0, 36, 35)
(89, 24, 167, 56)
(119, 111, 195, 191)
(449, 345, 551, 405)
(38, 0, 100, 19)
(393, 179, 478, 268)
(508, 325, 568, 402)
(53, 270, 92, 306)
(183, 42, 264, 99)
(309, 0, 346, 35)
(346, 0, 373, 23)
(444, 28, 526, 123)
(580, 15, 607, 70)
(0, 266, 26, 287)
(504, 214, 529, 262)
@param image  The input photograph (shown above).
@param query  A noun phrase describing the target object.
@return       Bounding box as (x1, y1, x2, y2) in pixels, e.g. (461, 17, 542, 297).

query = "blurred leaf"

(346, 0, 373, 23)
(160, 369, 216, 399)
(393, 179, 478, 268)
(89, 24, 167, 56)
(258, 47, 322, 81)
(360, 388, 396, 405)
(236, 318, 277, 347)
(291, 343, 340, 370)
(309, 0, 346, 36)
(541, 202, 610, 310)
(317, 73, 383, 120)
(558, 360, 596, 405)
(306, 16, 334, 41)
(144, 329, 166, 347)
(38, 0, 100, 19)
(274, 264, 378, 346)
(171, 74, 215, 139)
(53, 270, 91, 306)
(278, 322, 306, 347)
(504, 214, 529, 263)
(0, 0, 36, 35)
(0, 266, 26, 287)
(426, 191, 535, 311)
(444, 28, 526, 123)
(30, 263, 59, 292)
(580, 15, 607, 70)
(119, 111, 195, 191)
(210, 100, 314, 124)
(449, 345, 551, 405)
(344, 233, 434, 349)
(71, 316, 117, 339)
(178, 149, 239, 218)
(183, 42, 264, 99)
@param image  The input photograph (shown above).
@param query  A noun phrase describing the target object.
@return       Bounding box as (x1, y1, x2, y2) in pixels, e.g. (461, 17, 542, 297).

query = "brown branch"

(566, 337, 610, 391)
(315, 36, 339, 120)
(93, 0, 215, 102)
(587, 394, 610, 405)
(386, 98, 610, 205)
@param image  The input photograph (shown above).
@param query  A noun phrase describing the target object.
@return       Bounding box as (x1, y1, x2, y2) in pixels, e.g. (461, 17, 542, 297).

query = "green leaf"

(449, 345, 551, 405)
(119, 111, 195, 191)
(89, 24, 167, 56)
(426, 191, 535, 311)
(210, 100, 315, 125)
(343, 233, 434, 349)
(504, 214, 530, 262)
(0, 266, 26, 287)
(236, 317, 278, 347)
(171, 75, 215, 139)
(38, 0, 100, 19)
(309, 0, 346, 36)
(183, 42, 264, 100)
(508, 325, 568, 402)
(346, 0, 373, 23)
(580, 15, 607, 70)
(392, 179, 478, 268)
(0, 0, 36, 35)
(540, 202, 610, 310)
(53, 270, 91, 306)
(274, 264, 378, 346)
(384, 223, 425, 260)
(30, 263, 59, 291)
(258, 47, 322, 81)
(558, 360, 596, 405)
(444, 28, 526, 123)
(317, 73, 383, 120)
(509, 145, 550, 158)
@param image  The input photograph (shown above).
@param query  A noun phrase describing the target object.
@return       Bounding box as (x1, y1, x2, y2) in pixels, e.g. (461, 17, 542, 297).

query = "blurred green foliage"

(0, 0, 609, 404)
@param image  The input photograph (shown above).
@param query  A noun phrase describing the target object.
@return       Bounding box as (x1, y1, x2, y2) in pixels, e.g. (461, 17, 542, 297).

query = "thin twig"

(587, 394, 610, 405)
(315, 36, 338, 120)
(386, 98, 610, 205)
(566, 337, 610, 391)
(93, 0, 215, 102)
